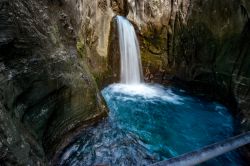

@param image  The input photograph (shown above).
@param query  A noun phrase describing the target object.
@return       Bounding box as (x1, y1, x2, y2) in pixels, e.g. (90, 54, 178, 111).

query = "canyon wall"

(131, 0, 250, 131)
(0, 0, 107, 164)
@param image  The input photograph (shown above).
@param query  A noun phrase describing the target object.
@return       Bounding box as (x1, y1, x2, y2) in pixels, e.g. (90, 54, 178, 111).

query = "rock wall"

(171, 0, 250, 131)
(142, 0, 250, 131)
(0, 0, 107, 164)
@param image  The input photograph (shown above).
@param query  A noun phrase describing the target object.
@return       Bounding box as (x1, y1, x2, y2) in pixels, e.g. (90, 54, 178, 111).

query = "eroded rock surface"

(0, 0, 106, 164)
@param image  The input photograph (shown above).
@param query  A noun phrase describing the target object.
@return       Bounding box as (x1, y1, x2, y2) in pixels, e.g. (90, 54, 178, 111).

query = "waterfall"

(117, 16, 143, 84)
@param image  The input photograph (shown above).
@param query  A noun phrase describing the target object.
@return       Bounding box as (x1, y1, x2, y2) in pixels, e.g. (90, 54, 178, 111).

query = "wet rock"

(0, 0, 107, 164)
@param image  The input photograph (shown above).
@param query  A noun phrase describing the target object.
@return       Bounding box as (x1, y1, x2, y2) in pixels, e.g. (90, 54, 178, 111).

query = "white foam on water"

(105, 83, 183, 105)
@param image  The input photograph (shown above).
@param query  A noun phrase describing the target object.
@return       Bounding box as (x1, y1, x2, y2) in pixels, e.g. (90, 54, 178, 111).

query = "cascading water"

(117, 16, 143, 84)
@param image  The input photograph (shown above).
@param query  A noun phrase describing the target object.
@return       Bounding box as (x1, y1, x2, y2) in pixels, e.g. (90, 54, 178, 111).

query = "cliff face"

(0, 0, 106, 164)
(134, 0, 250, 131)
(172, 0, 250, 131)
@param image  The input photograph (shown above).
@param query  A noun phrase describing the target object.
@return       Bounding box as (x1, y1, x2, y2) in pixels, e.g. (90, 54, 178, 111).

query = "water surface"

(60, 84, 244, 166)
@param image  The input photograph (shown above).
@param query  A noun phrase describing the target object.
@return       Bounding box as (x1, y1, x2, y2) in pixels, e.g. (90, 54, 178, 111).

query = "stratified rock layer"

(0, 0, 106, 165)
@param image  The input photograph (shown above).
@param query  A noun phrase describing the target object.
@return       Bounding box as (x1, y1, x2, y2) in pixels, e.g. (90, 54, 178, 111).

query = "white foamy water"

(105, 83, 183, 105)
(117, 16, 143, 84)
